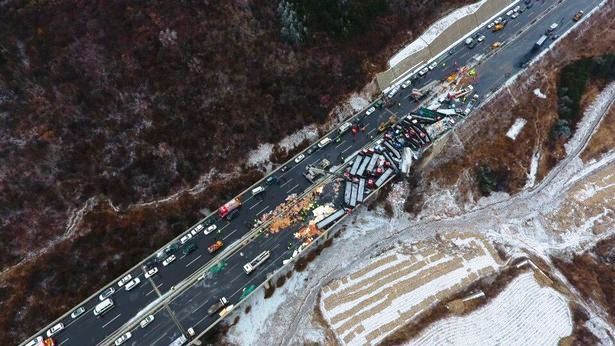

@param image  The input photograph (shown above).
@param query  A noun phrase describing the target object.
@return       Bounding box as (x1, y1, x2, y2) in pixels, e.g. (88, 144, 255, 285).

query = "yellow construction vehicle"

(378, 115, 398, 132)
(492, 23, 505, 32)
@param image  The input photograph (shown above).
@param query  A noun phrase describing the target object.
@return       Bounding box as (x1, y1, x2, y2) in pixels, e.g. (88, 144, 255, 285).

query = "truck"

(207, 240, 223, 253)
(168, 335, 187, 346)
(533, 34, 548, 51)
(207, 297, 228, 315)
(218, 198, 241, 218)
(378, 115, 398, 132)
(316, 209, 346, 230)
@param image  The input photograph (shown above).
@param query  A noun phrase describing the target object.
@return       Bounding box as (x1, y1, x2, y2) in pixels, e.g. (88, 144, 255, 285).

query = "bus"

(93, 298, 114, 317)
(243, 250, 271, 274)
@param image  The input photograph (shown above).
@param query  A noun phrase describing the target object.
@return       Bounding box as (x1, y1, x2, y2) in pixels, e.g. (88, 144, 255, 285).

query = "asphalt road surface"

(22, 0, 601, 345)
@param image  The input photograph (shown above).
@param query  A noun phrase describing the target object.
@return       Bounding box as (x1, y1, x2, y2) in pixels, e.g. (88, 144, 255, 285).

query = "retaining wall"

(376, 0, 516, 90)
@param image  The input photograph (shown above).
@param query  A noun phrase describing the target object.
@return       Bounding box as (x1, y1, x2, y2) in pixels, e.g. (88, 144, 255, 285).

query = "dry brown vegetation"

(411, 3, 615, 204)
(0, 0, 476, 342)
(581, 102, 615, 162)
(552, 236, 615, 326)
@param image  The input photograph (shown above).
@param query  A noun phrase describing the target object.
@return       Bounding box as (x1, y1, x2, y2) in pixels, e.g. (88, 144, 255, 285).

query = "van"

(94, 298, 114, 316)
(252, 186, 265, 196)
(318, 137, 332, 148)
(338, 122, 352, 134)
(548, 23, 558, 32)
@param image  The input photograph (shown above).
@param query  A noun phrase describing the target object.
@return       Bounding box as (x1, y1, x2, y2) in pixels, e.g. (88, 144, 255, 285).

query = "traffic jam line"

(102, 314, 122, 329)
(185, 255, 202, 268)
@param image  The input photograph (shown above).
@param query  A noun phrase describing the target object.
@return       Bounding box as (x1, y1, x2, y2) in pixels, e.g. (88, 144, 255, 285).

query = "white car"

(204, 224, 217, 235)
(124, 277, 141, 291)
(71, 306, 86, 319)
(117, 274, 132, 287)
(511, 12, 519, 19)
(25, 336, 43, 346)
(428, 61, 438, 70)
(506, 9, 514, 16)
(180, 233, 193, 244)
(477, 34, 486, 42)
(140, 315, 155, 328)
(387, 86, 400, 98)
(99, 286, 115, 301)
(294, 154, 305, 163)
(162, 255, 176, 267)
(114, 332, 132, 346)
(144, 266, 158, 279)
(401, 80, 412, 89)
(487, 22, 495, 29)
(366, 106, 376, 114)
(513, 5, 520, 12)
(46, 323, 64, 337)
(494, 16, 503, 24)
(418, 67, 429, 76)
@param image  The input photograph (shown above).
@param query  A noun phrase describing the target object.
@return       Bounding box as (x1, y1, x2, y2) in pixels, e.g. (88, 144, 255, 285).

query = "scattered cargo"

(208, 240, 223, 253)
(208, 297, 228, 315)
(378, 115, 398, 132)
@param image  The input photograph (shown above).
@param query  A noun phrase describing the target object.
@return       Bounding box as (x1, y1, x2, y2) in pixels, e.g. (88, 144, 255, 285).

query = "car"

(501, 19, 508, 25)
(226, 209, 239, 220)
(318, 137, 332, 148)
(477, 34, 486, 42)
(573, 10, 584, 21)
(418, 67, 429, 76)
(513, 5, 520, 12)
(71, 306, 86, 319)
(204, 224, 217, 235)
(117, 274, 132, 287)
(468, 40, 477, 49)
(506, 9, 514, 16)
(487, 22, 495, 29)
(265, 176, 277, 185)
(99, 286, 115, 301)
(182, 242, 197, 256)
(366, 106, 376, 115)
(494, 17, 502, 24)
(524, 0, 531, 4)
(114, 332, 132, 346)
(26, 336, 44, 346)
(387, 86, 400, 98)
(294, 154, 305, 163)
(144, 266, 158, 279)
(511, 12, 519, 19)
(124, 277, 141, 291)
(306, 147, 315, 155)
(401, 80, 412, 89)
(428, 61, 438, 70)
(548, 22, 558, 32)
(252, 186, 265, 196)
(491, 41, 502, 49)
(526, 2, 533, 9)
(162, 254, 176, 266)
(46, 323, 64, 337)
(140, 315, 155, 328)
(464, 37, 474, 45)
(280, 165, 290, 172)
(204, 218, 215, 227)
(180, 233, 192, 244)
(190, 224, 203, 236)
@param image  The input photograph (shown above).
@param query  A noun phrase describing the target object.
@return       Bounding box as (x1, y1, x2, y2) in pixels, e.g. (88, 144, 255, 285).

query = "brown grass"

(580, 100, 615, 162)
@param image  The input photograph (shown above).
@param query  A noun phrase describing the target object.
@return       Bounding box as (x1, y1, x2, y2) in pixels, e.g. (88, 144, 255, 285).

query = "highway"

(21, 0, 601, 345)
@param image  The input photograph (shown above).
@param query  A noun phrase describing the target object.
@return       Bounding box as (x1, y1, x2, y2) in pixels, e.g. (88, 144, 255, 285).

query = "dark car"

(227, 209, 240, 220)
(182, 242, 197, 256)
(306, 147, 315, 155)
(265, 176, 278, 185)
(281, 165, 290, 173)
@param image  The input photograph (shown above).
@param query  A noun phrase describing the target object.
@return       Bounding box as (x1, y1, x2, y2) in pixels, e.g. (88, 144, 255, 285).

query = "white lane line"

(248, 199, 263, 210)
(223, 228, 238, 240)
(286, 183, 300, 194)
(58, 338, 70, 346)
(335, 140, 346, 148)
(368, 127, 377, 135)
(279, 178, 293, 188)
(185, 255, 202, 268)
(102, 314, 122, 328)
(256, 205, 270, 216)
(341, 144, 354, 153)
(145, 283, 164, 296)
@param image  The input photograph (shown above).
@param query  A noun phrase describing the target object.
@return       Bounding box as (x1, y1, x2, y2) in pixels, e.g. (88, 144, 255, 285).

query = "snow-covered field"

(318, 232, 503, 346)
(411, 272, 573, 346)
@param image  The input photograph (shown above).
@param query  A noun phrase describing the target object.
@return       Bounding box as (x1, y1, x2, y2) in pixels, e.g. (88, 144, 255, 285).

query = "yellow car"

(491, 41, 502, 49)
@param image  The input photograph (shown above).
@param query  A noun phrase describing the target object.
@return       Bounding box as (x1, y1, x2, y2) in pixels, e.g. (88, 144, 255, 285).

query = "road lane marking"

(279, 178, 293, 188)
(286, 183, 300, 194)
(368, 127, 377, 135)
(335, 140, 346, 148)
(256, 205, 269, 216)
(102, 314, 122, 328)
(145, 283, 164, 296)
(185, 255, 202, 268)
(341, 144, 353, 153)
(248, 199, 263, 210)
(223, 228, 238, 240)
(58, 339, 70, 346)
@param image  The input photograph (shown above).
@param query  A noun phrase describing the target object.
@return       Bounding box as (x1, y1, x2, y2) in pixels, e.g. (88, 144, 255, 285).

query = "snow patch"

(506, 117, 527, 140)
(533, 88, 547, 99)
(348, 95, 370, 112)
(411, 272, 572, 346)
(524, 150, 540, 189)
(247, 143, 274, 168)
(388, 0, 488, 67)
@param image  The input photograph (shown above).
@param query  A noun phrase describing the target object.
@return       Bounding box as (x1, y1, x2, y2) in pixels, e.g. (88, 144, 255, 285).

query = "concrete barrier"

(376, 0, 516, 90)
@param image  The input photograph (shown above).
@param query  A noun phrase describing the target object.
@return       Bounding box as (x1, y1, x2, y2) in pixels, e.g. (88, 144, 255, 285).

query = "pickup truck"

(208, 297, 228, 315)
(208, 240, 223, 253)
